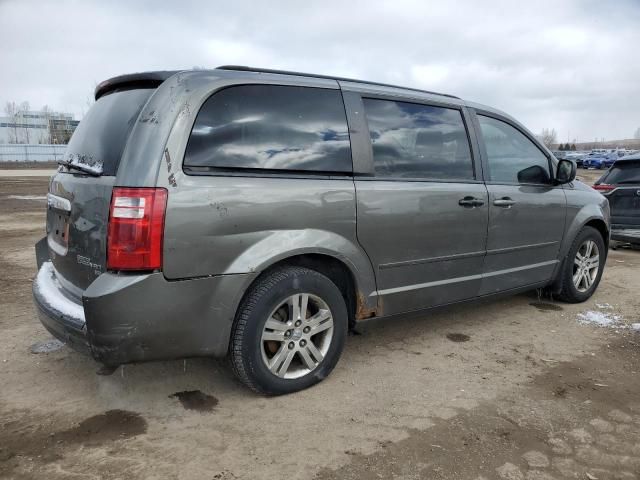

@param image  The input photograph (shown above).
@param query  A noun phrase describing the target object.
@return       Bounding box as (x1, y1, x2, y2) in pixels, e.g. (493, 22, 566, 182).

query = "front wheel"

(229, 266, 348, 395)
(556, 226, 606, 303)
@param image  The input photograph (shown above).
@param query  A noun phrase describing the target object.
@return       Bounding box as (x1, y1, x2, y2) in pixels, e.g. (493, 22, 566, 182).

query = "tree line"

(557, 143, 577, 151)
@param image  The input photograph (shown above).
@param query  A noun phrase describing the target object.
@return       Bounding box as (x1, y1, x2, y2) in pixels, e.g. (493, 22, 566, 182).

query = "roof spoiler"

(94, 71, 180, 100)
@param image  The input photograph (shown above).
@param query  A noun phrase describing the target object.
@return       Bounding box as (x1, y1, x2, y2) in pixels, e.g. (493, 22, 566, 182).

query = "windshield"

(63, 88, 154, 176)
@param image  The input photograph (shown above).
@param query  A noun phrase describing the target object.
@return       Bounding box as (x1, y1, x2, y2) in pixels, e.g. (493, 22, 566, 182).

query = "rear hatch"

(47, 88, 154, 292)
(599, 160, 640, 227)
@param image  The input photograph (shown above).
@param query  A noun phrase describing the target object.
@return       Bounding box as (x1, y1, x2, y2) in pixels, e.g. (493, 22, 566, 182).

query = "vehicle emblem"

(77, 254, 102, 271)
(636, 190, 640, 197)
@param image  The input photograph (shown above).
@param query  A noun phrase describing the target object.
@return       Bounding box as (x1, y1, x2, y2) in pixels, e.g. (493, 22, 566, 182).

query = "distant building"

(0, 109, 80, 144)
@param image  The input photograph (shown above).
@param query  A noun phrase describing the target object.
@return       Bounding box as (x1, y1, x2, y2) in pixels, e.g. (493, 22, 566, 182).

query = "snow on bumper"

(34, 261, 85, 322)
(32, 261, 89, 352)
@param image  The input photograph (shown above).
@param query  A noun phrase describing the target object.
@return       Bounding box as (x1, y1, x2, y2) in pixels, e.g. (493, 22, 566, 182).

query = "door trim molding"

(378, 240, 558, 270)
(486, 240, 558, 256)
(373, 259, 558, 297)
(378, 250, 485, 269)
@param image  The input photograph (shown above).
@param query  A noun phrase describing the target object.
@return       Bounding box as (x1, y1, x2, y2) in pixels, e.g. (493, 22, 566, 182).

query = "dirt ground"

(1, 170, 640, 480)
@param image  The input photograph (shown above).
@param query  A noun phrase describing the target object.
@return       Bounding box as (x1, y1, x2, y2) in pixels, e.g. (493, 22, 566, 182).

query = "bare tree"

(540, 128, 558, 148)
(4, 101, 19, 143)
(20, 101, 31, 143)
(41, 105, 52, 144)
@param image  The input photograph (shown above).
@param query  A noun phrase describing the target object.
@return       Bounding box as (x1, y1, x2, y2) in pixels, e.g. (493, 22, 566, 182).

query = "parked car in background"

(583, 153, 616, 169)
(32, 66, 610, 394)
(594, 153, 640, 245)
(565, 152, 586, 167)
(617, 149, 638, 158)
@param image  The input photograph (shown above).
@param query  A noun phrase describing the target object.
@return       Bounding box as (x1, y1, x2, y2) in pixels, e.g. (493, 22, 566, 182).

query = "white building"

(0, 109, 79, 144)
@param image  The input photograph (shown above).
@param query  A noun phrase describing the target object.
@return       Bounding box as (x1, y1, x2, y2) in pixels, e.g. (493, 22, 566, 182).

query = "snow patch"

(595, 303, 613, 310)
(6, 195, 47, 201)
(34, 261, 85, 321)
(577, 310, 622, 328)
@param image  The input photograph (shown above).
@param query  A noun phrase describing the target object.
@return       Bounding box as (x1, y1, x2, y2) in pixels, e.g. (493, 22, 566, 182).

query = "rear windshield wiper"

(57, 159, 101, 177)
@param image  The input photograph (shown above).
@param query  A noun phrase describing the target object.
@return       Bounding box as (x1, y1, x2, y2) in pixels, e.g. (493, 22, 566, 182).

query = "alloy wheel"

(260, 293, 334, 379)
(573, 239, 599, 292)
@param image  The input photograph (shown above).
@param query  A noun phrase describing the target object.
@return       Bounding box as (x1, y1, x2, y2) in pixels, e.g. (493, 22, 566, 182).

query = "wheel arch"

(584, 218, 610, 250)
(549, 215, 610, 294)
(239, 252, 380, 329)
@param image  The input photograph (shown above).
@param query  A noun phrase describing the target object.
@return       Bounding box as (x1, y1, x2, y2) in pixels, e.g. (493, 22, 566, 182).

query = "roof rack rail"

(216, 65, 460, 100)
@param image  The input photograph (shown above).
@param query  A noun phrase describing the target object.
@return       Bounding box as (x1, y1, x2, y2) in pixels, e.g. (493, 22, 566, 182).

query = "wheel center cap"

(291, 329, 303, 341)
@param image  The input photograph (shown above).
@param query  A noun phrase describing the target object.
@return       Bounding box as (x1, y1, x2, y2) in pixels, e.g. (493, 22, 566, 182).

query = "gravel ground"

(1, 172, 639, 480)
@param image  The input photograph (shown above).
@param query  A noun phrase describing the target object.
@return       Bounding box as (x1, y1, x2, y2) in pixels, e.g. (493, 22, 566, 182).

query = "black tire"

(229, 266, 348, 395)
(556, 226, 606, 303)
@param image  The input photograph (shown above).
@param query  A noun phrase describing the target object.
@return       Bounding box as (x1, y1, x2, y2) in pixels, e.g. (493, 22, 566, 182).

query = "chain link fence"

(0, 144, 66, 162)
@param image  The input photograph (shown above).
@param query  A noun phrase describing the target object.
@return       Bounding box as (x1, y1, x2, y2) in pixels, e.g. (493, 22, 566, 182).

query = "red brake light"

(593, 184, 615, 192)
(107, 187, 168, 271)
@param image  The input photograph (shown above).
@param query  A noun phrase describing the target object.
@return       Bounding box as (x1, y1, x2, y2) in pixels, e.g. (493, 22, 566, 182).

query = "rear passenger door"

(344, 89, 489, 315)
(165, 81, 363, 281)
(473, 112, 567, 294)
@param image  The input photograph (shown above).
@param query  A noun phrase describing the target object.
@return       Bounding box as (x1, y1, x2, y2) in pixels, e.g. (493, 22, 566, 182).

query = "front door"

(474, 113, 567, 295)
(354, 97, 488, 315)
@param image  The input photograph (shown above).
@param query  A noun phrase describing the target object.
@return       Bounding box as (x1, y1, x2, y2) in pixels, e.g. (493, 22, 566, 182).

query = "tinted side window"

(363, 98, 474, 180)
(184, 85, 352, 173)
(478, 115, 551, 184)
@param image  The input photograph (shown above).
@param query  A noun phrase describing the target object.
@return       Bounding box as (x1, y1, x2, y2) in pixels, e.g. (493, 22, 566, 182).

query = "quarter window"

(478, 115, 551, 184)
(184, 85, 352, 173)
(363, 98, 474, 180)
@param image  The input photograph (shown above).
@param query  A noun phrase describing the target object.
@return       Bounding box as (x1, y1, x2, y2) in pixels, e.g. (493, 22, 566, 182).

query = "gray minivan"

(33, 66, 610, 394)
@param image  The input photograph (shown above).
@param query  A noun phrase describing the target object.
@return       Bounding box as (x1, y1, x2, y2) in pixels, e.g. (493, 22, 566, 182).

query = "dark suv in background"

(594, 153, 640, 245)
(33, 66, 610, 394)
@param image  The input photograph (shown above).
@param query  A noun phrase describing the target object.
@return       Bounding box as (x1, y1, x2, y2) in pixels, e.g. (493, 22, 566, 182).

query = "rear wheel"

(229, 266, 347, 395)
(556, 226, 605, 303)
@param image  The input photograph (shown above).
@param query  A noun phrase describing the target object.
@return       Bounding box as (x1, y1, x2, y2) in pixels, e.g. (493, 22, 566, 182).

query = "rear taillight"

(107, 187, 168, 271)
(593, 184, 615, 193)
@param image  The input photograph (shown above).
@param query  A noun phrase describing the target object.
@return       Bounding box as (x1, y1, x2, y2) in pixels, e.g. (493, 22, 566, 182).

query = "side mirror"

(556, 158, 576, 184)
(517, 165, 551, 184)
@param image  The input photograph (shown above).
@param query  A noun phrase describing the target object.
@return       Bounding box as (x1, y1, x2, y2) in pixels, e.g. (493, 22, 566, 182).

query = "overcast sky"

(1, 0, 638, 142)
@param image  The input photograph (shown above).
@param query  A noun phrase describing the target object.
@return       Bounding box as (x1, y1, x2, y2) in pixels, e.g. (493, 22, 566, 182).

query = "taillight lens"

(107, 187, 168, 271)
(593, 184, 615, 193)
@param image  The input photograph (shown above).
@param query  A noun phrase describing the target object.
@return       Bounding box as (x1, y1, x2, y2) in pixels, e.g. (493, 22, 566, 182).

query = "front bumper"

(33, 240, 257, 366)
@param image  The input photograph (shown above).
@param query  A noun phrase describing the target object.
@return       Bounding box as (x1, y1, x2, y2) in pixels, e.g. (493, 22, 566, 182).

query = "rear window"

(362, 98, 474, 180)
(183, 84, 352, 173)
(601, 161, 640, 184)
(64, 89, 153, 176)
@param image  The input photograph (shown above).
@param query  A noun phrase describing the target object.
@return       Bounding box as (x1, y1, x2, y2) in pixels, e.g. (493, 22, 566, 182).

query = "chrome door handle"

(493, 197, 516, 208)
(459, 196, 485, 208)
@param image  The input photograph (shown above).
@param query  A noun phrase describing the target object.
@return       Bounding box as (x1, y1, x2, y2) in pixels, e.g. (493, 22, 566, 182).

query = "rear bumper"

(612, 228, 640, 244)
(33, 261, 91, 355)
(33, 240, 257, 366)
